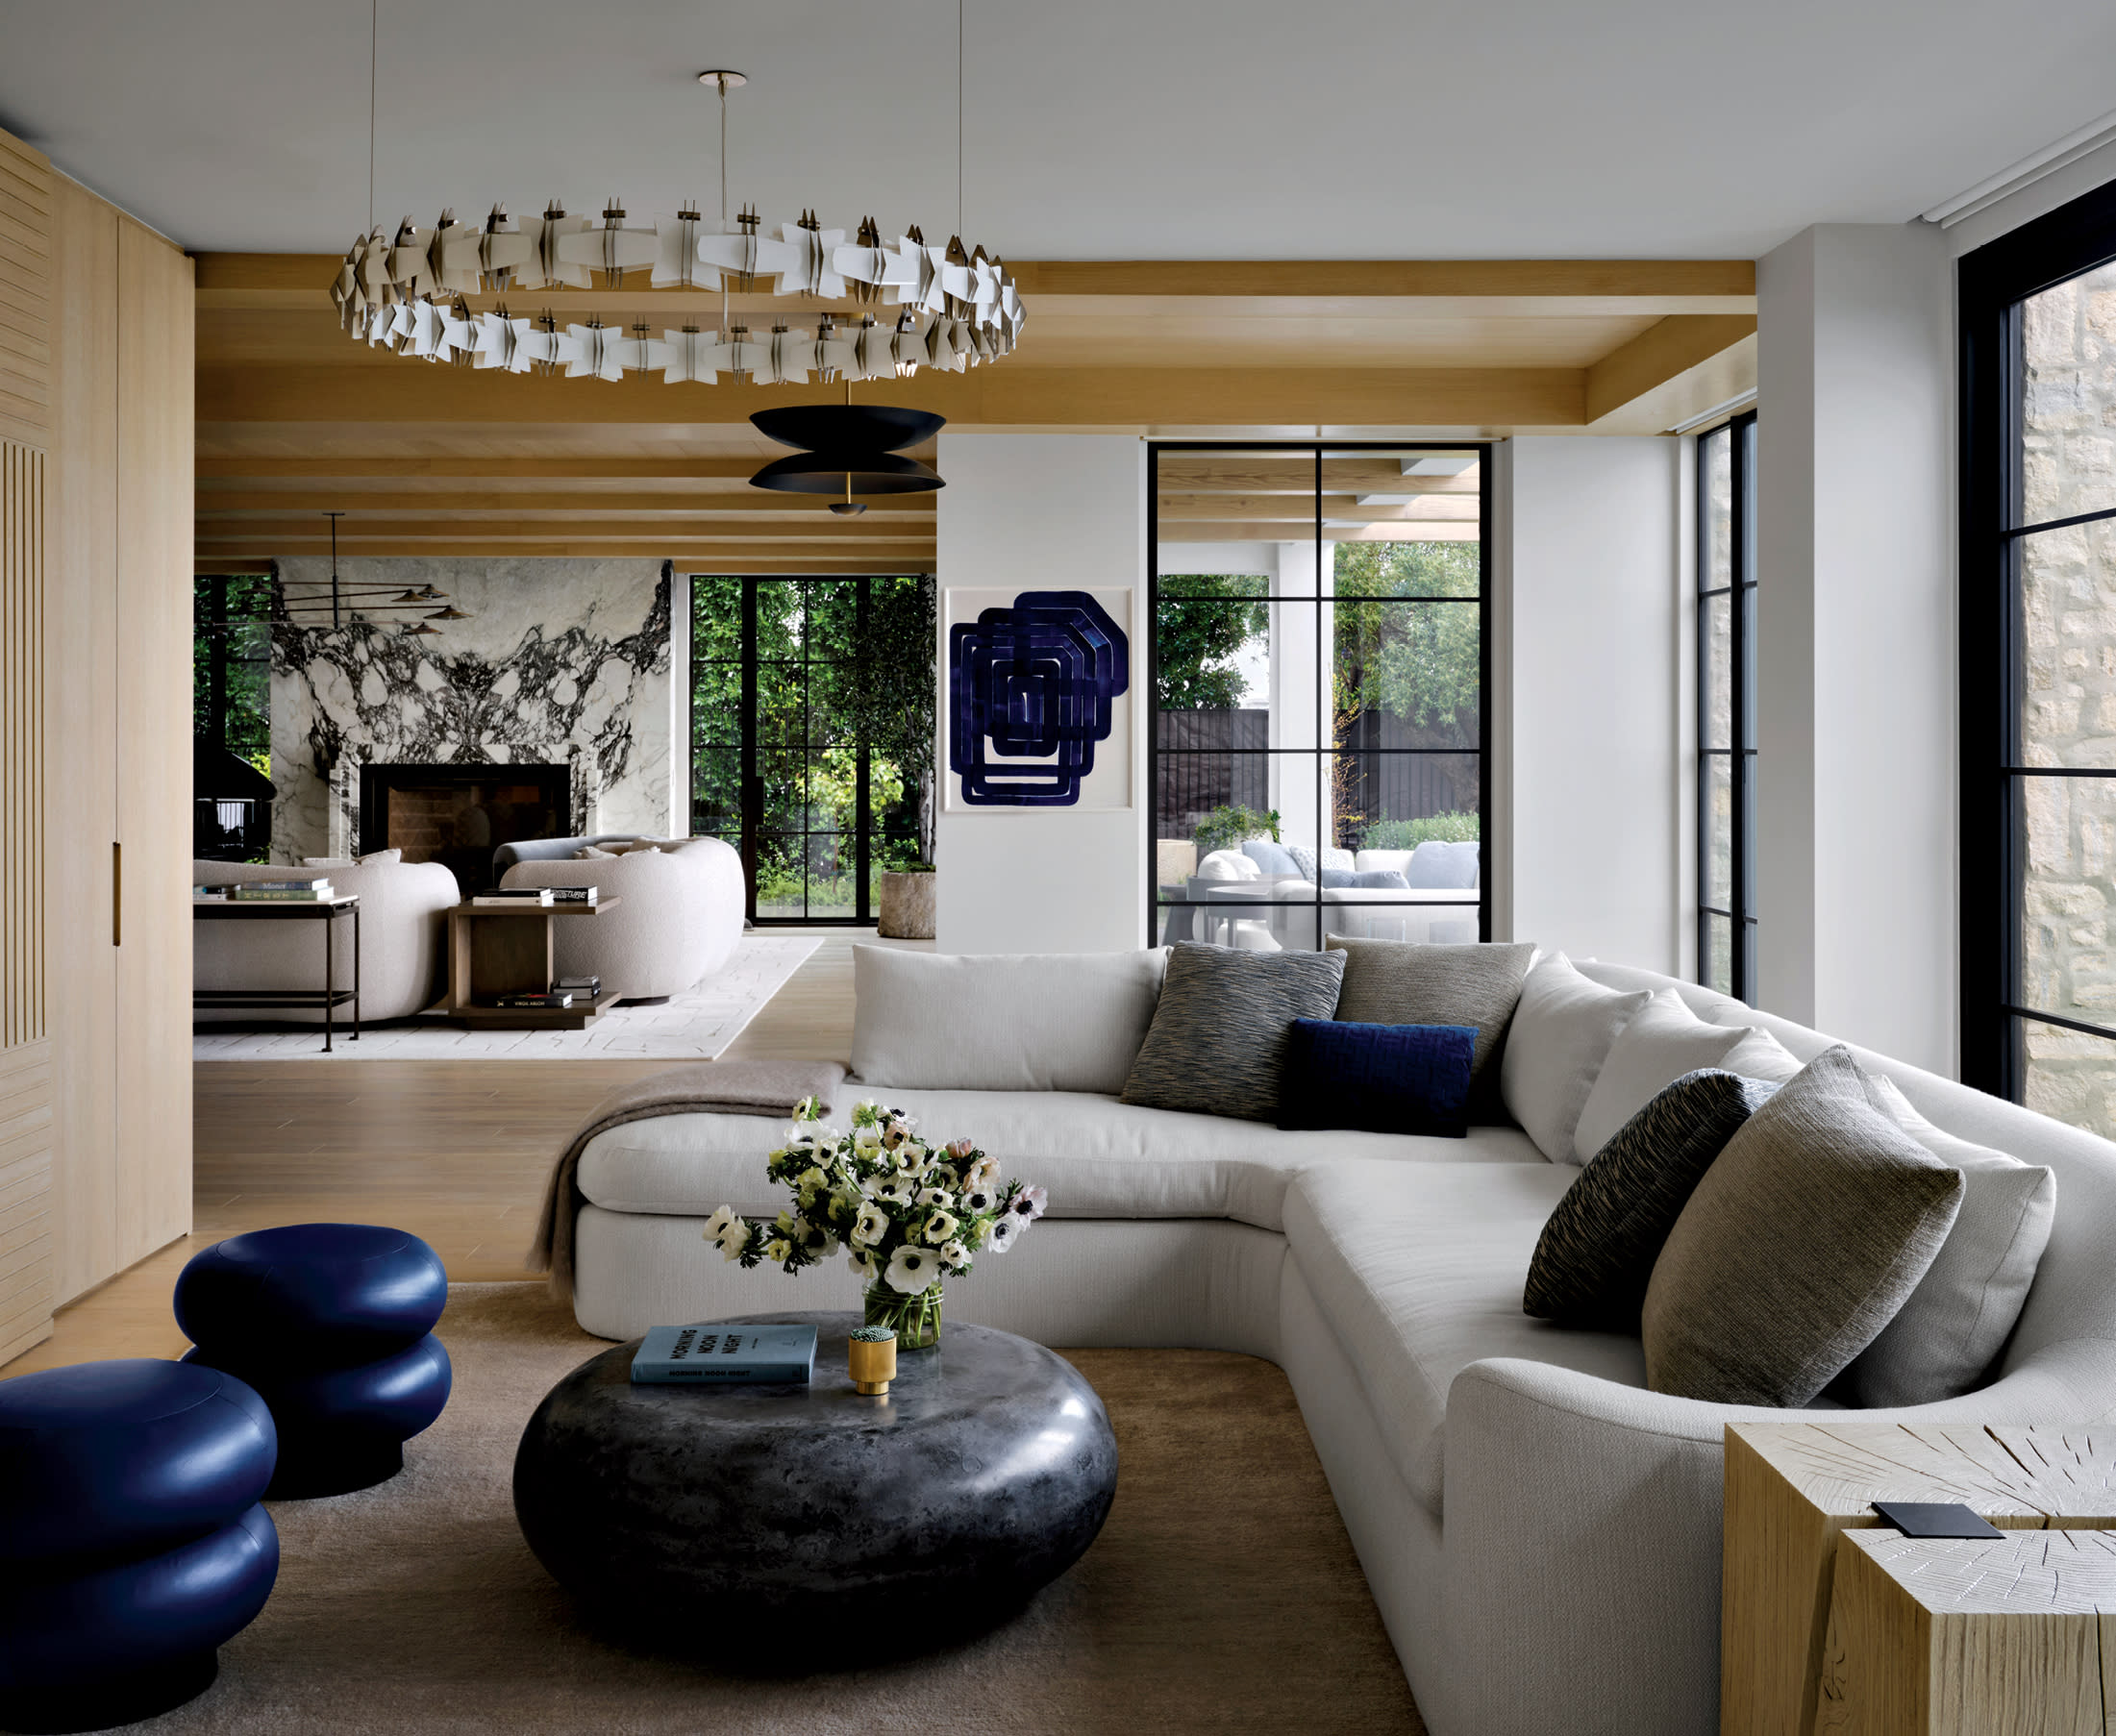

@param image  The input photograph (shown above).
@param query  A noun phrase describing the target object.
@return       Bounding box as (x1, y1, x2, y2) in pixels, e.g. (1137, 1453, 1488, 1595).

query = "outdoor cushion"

(1241, 838, 1304, 878)
(575, 1087, 1544, 1235)
(1405, 841, 1481, 888)
(1285, 1159, 1645, 1517)
(1194, 849, 1261, 881)
(851, 946, 1169, 1094)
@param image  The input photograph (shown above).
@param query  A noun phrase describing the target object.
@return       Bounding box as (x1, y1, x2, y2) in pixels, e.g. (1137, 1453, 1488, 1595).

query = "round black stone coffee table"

(512, 1312, 1118, 1644)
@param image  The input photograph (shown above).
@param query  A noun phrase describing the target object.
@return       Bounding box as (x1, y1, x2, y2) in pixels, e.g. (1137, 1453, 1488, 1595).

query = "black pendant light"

(748, 405, 945, 515)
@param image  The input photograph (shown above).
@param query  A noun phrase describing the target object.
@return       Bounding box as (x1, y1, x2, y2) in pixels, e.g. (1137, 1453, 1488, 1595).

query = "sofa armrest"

(1437, 1352, 2116, 1736)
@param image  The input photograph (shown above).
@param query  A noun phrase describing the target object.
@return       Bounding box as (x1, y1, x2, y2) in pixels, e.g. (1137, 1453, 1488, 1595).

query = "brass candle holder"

(847, 1325, 897, 1396)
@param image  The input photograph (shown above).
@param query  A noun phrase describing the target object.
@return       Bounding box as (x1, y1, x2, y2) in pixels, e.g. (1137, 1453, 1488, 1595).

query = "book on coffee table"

(630, 1323, 817, 1385)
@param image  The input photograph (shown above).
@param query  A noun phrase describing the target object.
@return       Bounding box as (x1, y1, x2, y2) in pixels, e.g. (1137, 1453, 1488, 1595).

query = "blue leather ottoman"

(177, 1223, 452, 1499)
(0, 1359, 279, 1733)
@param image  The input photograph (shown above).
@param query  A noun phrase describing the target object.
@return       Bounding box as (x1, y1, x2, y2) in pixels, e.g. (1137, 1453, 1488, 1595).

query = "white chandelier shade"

(328, 204, 1026, 387)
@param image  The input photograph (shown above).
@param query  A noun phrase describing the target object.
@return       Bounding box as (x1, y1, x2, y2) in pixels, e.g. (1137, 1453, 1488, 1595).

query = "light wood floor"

(6, 931, 918, 1376)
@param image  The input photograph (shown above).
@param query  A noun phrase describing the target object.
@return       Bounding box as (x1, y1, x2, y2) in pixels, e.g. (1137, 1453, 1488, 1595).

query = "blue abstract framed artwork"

(946, 587, 1133, 809)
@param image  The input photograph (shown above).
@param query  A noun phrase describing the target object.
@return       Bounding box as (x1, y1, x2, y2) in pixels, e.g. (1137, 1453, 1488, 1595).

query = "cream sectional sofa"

(559, 948, 2116, 1736)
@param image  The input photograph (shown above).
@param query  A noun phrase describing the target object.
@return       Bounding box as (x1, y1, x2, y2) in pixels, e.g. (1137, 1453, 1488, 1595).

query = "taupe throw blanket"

(530, 1059, 846, 1297)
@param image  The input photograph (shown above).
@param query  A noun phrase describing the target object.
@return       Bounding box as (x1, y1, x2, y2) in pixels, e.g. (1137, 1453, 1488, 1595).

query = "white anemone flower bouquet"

(704, 1095, 1047, 1348)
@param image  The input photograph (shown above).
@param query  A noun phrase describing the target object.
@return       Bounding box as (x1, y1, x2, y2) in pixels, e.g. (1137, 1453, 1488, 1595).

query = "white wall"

(934, 434, 1148, 954)
(1504, 436, 1682, 970)
(1755, 223, 1955, 1074)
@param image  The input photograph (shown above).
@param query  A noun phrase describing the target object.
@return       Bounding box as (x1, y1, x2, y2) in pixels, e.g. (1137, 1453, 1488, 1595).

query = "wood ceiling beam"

(197, 363, 1585, 430)
(195, 522, 929, 545)
(1154, 458, 1480, 492)
(196, 548, 929, 569)
(196, 253, 1754, 307)
(1582, 313, 1757, 425)
(197, 457, 777, 480)
(196, 491, 934, 515)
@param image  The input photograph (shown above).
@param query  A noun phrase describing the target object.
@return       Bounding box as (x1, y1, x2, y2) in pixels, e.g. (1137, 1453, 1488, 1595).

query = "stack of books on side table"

(224, 878, 336, 903)
(554, 975, 601, 1000)
(472, 886, 552, 907)
(492, 990, 575, 1010)
(548, 885, 598, 905)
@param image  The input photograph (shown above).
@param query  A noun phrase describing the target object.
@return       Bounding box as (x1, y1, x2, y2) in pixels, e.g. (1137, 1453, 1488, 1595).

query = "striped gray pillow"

(1326, 937, 1536, 1123)
(1524, 1069, 1778, 1332)
(1120, 943, 1347, 1123)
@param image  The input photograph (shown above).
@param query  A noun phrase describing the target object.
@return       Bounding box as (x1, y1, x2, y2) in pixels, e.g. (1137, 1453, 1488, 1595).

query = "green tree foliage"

(1332, 541, 1480, 738)
(1157, 575, 1267, 709)
(193, 572, 272, 778)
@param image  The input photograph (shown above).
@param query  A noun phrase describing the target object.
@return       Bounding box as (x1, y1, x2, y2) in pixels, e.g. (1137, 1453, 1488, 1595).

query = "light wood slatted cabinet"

(0, 124, 194, 1361)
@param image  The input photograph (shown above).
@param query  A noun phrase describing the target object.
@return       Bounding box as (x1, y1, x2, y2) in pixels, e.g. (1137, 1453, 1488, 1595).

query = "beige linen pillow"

(1641, 1046, 1964, 1406)
(1835, 1075, 2056, 1407)
(1324, 937, 1535, 1123)
(1571, 989, 1757, 1161)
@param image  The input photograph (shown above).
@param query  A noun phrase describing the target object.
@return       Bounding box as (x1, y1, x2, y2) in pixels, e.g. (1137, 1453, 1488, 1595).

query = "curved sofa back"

(501, 838, 742, 999)
(191, 857, 458, 1022)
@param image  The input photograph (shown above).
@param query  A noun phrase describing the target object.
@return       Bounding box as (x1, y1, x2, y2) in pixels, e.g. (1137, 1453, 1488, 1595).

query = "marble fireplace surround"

(270, 558, 674, 865)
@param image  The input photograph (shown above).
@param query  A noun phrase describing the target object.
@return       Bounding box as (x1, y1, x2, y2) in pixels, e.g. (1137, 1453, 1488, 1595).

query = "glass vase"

(862, 1277, 943, 1350)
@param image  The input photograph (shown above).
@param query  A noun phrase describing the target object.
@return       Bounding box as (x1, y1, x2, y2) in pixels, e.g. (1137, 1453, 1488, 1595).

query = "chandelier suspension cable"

(957, 0, 964, 238)
(366, 0, 377, 234)
(718, 71, 729, 337)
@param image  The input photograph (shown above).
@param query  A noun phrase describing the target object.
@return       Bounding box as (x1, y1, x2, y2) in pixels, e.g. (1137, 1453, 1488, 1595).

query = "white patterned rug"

(191, 936, 821, 1062)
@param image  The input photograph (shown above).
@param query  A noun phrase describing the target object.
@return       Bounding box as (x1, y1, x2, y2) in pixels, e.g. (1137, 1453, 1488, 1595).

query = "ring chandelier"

(327, 77, 1025, 388)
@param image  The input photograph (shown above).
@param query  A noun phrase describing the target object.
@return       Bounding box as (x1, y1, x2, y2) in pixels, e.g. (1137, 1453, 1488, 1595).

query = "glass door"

(690, 573, 928, 926)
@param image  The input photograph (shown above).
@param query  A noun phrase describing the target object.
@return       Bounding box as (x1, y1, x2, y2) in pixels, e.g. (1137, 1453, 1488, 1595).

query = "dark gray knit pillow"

(1641, 1046, 1965, 1406)
(1325, 937, 1535, 1122)
(1523, 1069, 1778, 1332)
(1121, 943, 1347, 1123)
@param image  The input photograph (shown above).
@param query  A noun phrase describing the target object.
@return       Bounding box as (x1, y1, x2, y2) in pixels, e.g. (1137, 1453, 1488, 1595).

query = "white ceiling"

(3, 0, 2112, 260)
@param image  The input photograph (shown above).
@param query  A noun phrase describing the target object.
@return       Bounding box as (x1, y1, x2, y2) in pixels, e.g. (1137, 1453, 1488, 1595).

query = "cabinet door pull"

(112, 840, 121, 947)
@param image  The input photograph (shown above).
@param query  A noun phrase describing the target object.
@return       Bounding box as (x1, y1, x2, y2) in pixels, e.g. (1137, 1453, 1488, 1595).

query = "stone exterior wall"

(2016, 260, 2116, 1135)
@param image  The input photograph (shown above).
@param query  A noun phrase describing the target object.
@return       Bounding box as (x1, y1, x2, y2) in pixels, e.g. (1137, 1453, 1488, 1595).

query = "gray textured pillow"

(1121, 943, 1347, 1123)
(1641, 1047, 1965, 1406)
(1835, 1075, 2057, 1407)
(1325, 937, 1534, 1122)
(1524, 1069, 1779, 1332)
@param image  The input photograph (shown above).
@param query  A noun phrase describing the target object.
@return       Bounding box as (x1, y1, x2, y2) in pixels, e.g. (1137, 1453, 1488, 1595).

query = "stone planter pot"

(877, 871, 936, 939)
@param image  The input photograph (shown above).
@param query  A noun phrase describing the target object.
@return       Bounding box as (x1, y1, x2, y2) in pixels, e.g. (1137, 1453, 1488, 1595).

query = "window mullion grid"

(1730, 411, 1756, 1003)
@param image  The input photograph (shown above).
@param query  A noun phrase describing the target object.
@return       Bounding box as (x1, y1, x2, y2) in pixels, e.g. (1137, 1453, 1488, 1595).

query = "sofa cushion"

(1121, 944, 1347, 1123)
(1571, 989, 1789, 1161)
(1278, 1020, 1475, 1137)
(1241, 838, 1303, 878)
(1525, 1069, 1778, 1332)
(1642, 1047, 1964, 1406)
(1285, 1159, 1646, 1516)
(851, 947, 1169, 1094)
(1195, 849, 1260, 881)
(1836, 1075, 2057, 1408)
(575, 1087, 1545, 1235)
(1326, 937, 1535, 1124)
(1405, 841, 1481, 889)
(1500, 953, 1655, 1163)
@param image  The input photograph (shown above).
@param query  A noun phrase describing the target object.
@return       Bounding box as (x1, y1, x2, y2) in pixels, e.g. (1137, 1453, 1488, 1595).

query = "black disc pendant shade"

(747, 405, 946, 496)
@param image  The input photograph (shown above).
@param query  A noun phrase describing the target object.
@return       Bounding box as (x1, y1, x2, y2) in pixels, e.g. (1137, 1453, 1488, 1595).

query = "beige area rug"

(190, 935, 819, 1061)
(151, 1284, 1426, 1734)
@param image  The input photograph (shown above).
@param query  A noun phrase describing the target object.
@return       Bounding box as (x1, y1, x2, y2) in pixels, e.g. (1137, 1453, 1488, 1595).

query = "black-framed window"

(1148, 442, 1491, 952)
(193, 570, 274, 861)
(1963, 175, 2116, 1129)
(689, 573, 926, 927)
(1697, 410, 1757, 1000)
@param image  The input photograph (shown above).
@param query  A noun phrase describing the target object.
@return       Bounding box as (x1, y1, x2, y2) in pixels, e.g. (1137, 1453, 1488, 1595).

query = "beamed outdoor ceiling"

(194, 255, 1756, 572)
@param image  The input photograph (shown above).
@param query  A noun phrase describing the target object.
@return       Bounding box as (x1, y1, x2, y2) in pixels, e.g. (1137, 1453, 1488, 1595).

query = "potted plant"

(848, 576, 938, 939)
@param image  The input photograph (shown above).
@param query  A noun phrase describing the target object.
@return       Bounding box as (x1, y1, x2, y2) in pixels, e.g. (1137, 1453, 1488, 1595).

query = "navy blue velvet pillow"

(1276, 1018, 1477, 1137)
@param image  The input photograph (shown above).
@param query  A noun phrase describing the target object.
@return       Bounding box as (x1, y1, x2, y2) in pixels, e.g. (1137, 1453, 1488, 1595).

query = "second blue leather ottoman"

(176, 1223, 452, 1499)
(0, 1359, 279, 1733)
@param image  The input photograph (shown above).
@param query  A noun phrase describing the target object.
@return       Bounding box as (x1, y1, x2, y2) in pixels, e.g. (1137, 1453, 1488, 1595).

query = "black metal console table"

(192, 895, 361, 1053)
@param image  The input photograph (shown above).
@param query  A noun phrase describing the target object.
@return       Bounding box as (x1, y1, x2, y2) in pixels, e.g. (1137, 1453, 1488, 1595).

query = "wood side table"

(1819, 1527, 2116, 1734)
(1723, 1422, 2116, 1736)
(444, 897, 622, 1029)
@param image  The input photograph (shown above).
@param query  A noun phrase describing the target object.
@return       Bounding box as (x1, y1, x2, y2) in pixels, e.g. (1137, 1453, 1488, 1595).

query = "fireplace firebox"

(359, 763, 571, 895)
